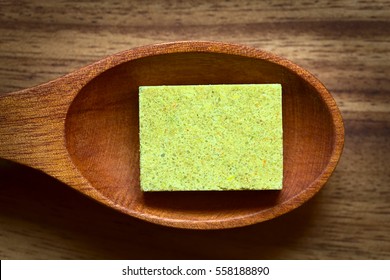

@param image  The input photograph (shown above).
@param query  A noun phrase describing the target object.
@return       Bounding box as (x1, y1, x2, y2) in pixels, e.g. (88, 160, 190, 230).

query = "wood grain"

(0, 0, 389, 259)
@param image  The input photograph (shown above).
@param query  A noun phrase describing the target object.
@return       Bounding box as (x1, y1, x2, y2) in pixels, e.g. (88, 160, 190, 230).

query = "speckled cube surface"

(139, 84, 283, 191)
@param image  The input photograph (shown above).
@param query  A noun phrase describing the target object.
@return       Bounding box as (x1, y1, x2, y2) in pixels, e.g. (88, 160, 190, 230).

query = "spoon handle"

(0, 77, 84, 182)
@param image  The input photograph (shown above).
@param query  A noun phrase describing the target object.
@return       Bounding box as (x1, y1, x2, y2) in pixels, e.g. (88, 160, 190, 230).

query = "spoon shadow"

(0, 159, 323, 259)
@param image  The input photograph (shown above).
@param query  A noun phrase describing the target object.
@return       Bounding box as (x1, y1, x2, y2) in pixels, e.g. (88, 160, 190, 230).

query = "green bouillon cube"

(139, 84, 283, 191)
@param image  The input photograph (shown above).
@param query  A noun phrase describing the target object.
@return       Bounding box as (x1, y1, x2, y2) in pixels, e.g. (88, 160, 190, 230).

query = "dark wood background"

(0, 0, 389, 259)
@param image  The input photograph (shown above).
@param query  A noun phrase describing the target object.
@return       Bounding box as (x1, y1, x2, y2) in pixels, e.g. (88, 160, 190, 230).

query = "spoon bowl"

(0, 41, 344, 229)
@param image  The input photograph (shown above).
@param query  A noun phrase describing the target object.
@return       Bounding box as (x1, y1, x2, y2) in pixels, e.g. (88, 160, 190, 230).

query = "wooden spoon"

(0, 41, 344, 229)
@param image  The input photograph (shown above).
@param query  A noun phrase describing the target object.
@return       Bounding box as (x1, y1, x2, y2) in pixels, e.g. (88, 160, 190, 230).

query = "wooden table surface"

(0, 0, 389, 259)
